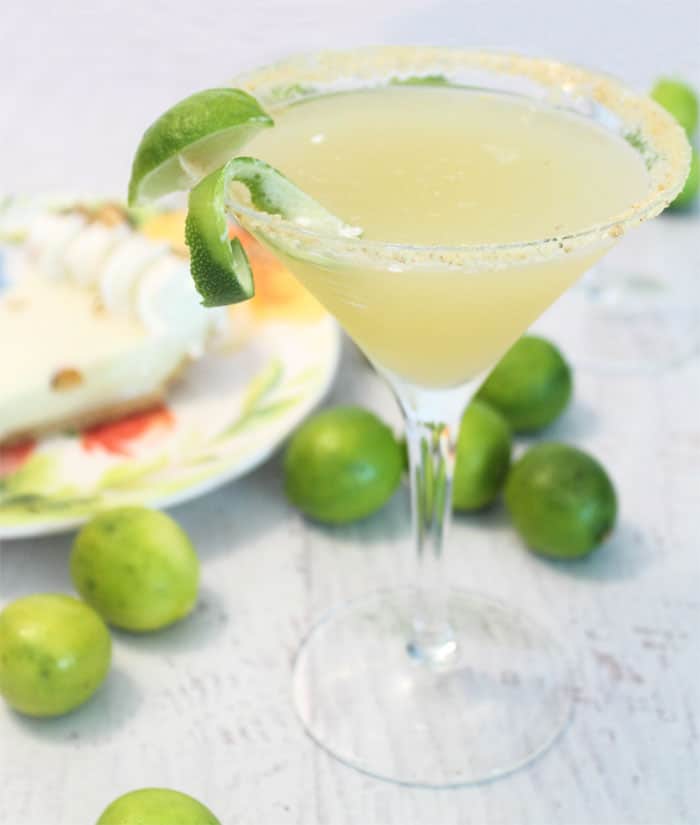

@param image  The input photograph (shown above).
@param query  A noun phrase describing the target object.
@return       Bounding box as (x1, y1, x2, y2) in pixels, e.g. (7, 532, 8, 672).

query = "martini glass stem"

(397, 382, 475, 665)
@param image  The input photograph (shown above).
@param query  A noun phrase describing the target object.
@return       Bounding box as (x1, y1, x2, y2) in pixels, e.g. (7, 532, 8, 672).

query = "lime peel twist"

(186, 157, 362, 307)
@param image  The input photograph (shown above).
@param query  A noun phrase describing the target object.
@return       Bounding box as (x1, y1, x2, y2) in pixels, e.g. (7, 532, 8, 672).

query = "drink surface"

(247, 86, 648, 244)
(242, 85, 650, 387)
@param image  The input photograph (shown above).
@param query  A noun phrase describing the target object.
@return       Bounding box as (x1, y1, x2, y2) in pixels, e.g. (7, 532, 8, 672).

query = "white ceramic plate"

(0, 200, 340, 539)
(0, 315, 339, 540)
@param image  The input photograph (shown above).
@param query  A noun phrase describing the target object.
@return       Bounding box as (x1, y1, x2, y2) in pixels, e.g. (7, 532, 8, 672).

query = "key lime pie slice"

(0, 202, 227, 445)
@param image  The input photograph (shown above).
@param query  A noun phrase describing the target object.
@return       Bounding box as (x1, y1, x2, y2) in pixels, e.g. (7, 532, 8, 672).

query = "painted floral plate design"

(0, 208, 339, 539)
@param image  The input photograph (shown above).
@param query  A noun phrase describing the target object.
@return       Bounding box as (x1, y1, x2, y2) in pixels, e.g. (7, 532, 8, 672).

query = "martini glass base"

(292, 589, 573, 787)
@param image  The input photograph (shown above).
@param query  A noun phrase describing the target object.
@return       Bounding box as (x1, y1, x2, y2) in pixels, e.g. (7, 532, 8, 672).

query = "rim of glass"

(228, 45, 691, 269)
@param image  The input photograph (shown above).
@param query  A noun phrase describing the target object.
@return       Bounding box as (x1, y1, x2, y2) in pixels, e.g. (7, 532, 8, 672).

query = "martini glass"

(227, 47, 690, 787)
(534, 214, 700, 373)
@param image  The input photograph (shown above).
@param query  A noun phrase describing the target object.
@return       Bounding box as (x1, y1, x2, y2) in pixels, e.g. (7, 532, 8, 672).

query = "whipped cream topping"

(21, 211, 225, 356)
(63, 220, 130, 286)
(0, 204, 232, 444)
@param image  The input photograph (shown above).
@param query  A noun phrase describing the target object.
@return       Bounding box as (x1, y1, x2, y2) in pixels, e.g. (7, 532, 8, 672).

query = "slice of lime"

(128, 88, 273, 207)
(185, 156, 361, 307)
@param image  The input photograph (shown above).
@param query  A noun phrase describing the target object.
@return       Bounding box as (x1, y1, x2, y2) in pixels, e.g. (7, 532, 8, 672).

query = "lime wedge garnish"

(127, 86, 360, 307)
(185, 156, 361, 307)
(128, 88, 273, 207)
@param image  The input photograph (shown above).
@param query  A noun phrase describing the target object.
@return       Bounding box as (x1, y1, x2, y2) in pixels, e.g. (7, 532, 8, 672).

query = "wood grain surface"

(1, 1, 699, 822)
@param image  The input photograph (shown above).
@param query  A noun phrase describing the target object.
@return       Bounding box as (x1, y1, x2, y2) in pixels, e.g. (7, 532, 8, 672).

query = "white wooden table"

(2, 2, 699, 823)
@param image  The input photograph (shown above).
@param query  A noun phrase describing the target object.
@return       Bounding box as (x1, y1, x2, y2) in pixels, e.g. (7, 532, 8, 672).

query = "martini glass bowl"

(227, 47, 690, 787)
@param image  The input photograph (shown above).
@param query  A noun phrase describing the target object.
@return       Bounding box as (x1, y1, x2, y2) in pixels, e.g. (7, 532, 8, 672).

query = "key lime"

(71, 507, 199, 632)
(96, 788, 220, 825)
(505, 442, 617, 559)
(128, 88, 273, 206)
(0, 594, 111, 717)
(651, 78, 698, 138)
(476, 335, 572, 433)
(453, 400, 511, 511)
(284, 407, 403, 524)
(669, 148, 698, 210)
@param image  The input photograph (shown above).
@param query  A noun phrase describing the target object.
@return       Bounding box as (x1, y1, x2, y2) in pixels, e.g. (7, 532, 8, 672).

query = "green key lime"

(669, 148, 699, 210)
(505, 443, 617, 560)
(453, 400, 511, 511)
(476, 335, 572, 433)
(96, 788, 220, 825)
(128, 88, 273, 207)
(71, 507, 199, 633)
(651, 78, 698, 138)
(0, 594, 111, 717)
(284, 406, 403, 524)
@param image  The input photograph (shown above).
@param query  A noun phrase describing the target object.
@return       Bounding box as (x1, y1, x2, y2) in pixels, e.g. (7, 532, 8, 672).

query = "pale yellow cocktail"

(244, 85, 649, 386)
(125, 46, 691, 788)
